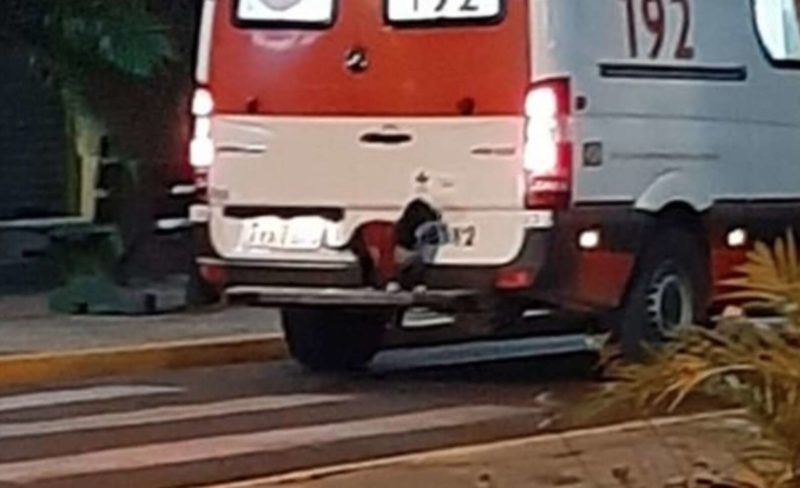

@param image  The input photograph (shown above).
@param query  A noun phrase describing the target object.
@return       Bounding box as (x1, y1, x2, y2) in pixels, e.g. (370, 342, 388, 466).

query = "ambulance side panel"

(531, 0, 800, 211)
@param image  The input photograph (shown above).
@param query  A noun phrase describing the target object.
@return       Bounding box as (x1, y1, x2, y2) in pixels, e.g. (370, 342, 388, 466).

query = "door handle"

(359, 131, 413, 146)
(216, 143, 267, 154)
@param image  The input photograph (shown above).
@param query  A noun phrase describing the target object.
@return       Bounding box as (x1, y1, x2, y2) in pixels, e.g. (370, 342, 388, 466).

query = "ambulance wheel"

(282, 308, 387, 372)
(617, 227, 709, 361)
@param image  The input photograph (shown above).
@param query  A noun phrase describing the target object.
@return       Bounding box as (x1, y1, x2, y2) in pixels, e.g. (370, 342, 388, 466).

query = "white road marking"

(0, 385, 182, 413)
(0, 405, 529, 483)
(0, 394, 353, 439)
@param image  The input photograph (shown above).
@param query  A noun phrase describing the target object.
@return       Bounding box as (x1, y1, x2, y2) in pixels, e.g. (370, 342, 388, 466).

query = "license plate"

(239, 216, 326, 251)
(387, 0, 501, 22)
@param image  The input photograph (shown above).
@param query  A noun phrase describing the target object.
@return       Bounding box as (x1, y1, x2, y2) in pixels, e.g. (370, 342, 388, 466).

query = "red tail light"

(495, 267, 535, 290)
(194, 170, 209, 203)
(190, 87, 214, 202)
(523, 79, 572, 210)
(190, 87, 215, 170)
(199, 263, 226, 289)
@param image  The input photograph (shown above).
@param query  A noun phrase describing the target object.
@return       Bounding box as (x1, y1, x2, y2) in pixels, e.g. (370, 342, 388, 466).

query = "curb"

(0, 334, 288, 388)
(209, 409, 745, 488)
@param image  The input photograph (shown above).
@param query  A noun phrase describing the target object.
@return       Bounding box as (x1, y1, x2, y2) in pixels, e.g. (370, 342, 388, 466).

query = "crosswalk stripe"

(0, 404, 529, 484)
(0, 394, 354, 440)
(0, 385, 182, 413)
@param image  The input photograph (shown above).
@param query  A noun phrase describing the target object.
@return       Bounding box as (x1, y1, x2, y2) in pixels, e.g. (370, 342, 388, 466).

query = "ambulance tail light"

(190, 87, 214, 201)
(190, 87, 215, 171)
(523, 79, 572, 210)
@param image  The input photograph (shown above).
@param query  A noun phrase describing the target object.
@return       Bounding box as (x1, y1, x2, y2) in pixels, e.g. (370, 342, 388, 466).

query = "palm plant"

(2, 0, 174, 116)
(2, 1, 199, 287)
(595, 233, 800, 487)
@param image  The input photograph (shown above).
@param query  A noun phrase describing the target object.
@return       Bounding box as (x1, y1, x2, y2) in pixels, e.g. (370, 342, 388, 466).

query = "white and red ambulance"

(189, 0, 800, 369)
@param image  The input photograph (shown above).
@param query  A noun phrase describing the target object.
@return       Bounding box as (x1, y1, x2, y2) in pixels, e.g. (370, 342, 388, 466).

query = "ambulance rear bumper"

(225, 285, 478, 308)
(194, 204, 645, 313)
(194, 224, 551, 296)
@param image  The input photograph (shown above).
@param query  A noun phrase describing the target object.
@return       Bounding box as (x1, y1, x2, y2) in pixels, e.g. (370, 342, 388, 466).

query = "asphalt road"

(0, 336, 603, 488)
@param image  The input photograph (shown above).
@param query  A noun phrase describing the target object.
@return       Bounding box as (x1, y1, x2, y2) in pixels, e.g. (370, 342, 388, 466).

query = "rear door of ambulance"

(207, 0, 532, 266)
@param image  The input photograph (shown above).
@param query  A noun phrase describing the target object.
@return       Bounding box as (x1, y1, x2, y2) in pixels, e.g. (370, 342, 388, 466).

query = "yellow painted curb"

(0, 334, 288, 388)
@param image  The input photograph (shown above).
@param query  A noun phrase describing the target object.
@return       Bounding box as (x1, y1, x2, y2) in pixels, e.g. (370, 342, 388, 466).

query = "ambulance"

(189, 0, 800, 369)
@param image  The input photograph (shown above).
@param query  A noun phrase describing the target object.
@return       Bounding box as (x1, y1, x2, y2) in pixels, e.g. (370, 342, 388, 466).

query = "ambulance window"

(753, 0, 800, 63)
(386, 0, 503, 26)
(235, 0, 335, 27)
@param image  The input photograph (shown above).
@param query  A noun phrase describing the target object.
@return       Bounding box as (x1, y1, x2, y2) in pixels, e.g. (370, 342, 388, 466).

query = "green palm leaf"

(55, 0, 173, 78)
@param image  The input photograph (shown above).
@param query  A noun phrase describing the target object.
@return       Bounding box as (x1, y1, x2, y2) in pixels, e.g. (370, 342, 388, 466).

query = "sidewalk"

(245, 412, 746, 488)
(0, 294, 281, 355)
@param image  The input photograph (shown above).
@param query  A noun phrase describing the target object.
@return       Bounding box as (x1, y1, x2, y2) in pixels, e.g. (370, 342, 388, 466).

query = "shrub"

(595, 232, 800, 488)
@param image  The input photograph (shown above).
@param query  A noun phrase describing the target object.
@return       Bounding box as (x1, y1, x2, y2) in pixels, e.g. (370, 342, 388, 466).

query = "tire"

(282, 308, 387, 371)
(617, 227, 709, 361)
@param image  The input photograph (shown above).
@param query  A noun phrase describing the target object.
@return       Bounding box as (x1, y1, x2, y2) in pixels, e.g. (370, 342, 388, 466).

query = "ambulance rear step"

(225, 286, 477, 308)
